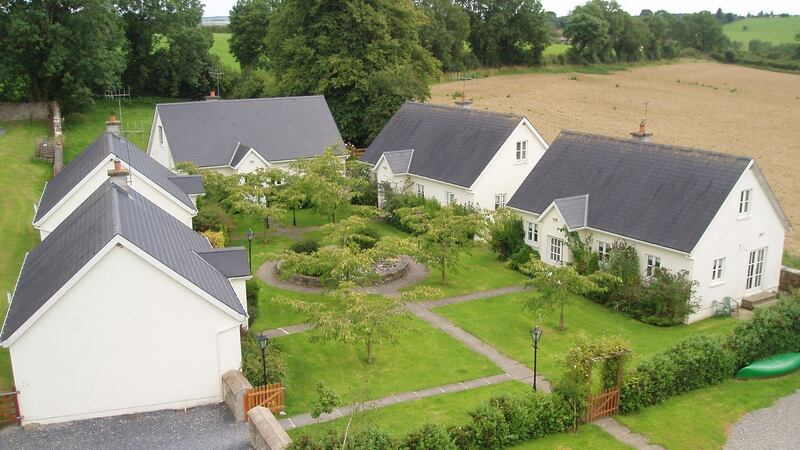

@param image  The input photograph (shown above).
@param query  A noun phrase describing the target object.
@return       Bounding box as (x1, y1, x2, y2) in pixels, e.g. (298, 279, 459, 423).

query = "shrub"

(383, 190, 440, 233)
(347, 429, 396, 449)
(193, 201, 234, 233)
(727, 292, 800, 369)
(602, 242, 642, 311)
(402, 424, 458, 450)
(240, 331, 286, 386)
(201, 230, 226, 248)
(638, 268, 698, 326)
(507, 246, 539, 272)
(620, 354, 677, 414)
(246, 279, 260, 327)
(487, 208, 525, 260)
(291, 238, 321, 255)
(351, 227, 380, 250)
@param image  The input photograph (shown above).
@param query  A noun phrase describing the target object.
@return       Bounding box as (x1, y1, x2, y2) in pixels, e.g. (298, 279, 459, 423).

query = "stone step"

(741, 291, 779, 310)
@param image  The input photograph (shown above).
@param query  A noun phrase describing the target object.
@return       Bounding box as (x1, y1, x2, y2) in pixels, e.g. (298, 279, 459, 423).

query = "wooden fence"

(585, 387, 620, 422)
(244, 382, 285, 419)
(0, 386, 21, 426)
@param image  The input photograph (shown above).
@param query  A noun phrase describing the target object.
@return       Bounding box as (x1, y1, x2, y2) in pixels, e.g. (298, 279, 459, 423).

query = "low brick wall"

(222, 370, 253, 421)
(248, 406, 292, 450)
(277, 256, 412, 288)
(780, 266, 800, 292)
(0, 102, 51, 122)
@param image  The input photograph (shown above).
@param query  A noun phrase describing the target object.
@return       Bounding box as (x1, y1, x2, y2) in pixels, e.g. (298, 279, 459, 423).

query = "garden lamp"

(530, 326, 543, 391)
(247, 228, 255, 271)
(257, 334, 268, 385)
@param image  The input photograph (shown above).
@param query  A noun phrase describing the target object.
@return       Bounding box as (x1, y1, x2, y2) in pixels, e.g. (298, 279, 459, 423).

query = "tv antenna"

(104, 87, 131, 125)
(210, 70, 224, 97)
(454, 72, 474, 108)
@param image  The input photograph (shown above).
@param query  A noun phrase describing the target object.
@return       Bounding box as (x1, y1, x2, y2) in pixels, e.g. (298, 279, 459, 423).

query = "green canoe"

(736, 352, 800, 380)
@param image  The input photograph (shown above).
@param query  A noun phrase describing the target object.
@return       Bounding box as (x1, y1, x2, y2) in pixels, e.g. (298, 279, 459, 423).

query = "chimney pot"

(107, 159, 130, 184)
(630, 119, 653, 142)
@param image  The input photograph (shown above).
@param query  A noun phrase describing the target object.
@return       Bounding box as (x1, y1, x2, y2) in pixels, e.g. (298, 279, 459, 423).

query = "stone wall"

(222, 370, 253, 421)
(0, 102, 51, 122)
(780, 266, 800, 292)
(277, 256, 412, 288)
(248, 406, 292, 450)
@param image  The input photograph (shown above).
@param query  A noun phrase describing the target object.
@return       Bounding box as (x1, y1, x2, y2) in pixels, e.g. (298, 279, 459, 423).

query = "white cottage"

(507, 131, 791, 322)
(33, 130, 203, 239)
(360, 102, 548, 209)
(1, 181, 250, 425)
(147, 95, 346, 175)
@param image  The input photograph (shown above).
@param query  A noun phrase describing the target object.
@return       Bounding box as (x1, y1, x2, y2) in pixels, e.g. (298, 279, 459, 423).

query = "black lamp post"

(530, 326, 543, 391)
(247, 228, 255, 271)
(257, 334, 268, 386)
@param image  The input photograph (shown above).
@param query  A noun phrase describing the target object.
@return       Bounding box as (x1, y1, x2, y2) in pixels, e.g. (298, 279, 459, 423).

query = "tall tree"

(266, 0, 440, 144)
(0, 0, 126, 110)
(228, 0, 278, 69)
(461, 0, 550, 67)
(415, 0, 473, 72)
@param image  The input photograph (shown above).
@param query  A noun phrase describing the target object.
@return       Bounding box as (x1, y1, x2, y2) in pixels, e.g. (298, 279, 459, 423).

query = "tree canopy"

(229, 0, 278, 69)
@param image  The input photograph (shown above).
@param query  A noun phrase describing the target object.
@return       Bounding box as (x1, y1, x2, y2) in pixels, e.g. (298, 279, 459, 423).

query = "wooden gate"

(0, 386, 21, 426)
(244, 382, 285, 419)
(586, 387, 620, 422)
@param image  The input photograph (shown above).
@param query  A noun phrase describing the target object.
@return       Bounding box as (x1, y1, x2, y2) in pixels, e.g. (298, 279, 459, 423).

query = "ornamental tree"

(232, 167, 288, 239)
(291, 148, 366, 223)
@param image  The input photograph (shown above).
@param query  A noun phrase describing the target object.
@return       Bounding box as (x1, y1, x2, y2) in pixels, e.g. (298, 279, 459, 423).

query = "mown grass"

(617, 371, 800, 450)
(434, 293, 739, 381)
(275, 316, 502, 415)
(212, 33, 240, 71)
(510, 424, 632, 449)
(543, 43, 570, 56)
(783, 250, 800, 269)
(723, 16, 800, 45)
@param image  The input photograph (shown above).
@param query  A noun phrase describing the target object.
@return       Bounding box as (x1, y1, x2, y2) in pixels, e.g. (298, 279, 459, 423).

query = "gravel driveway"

(725, 389, 800, 450)
(0, 404, 249, 450)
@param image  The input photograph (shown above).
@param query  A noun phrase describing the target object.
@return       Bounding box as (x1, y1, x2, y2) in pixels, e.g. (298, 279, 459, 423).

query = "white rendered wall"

(36, 159, 194, 239)
(9, 245, 243, 425)
(374, 159, 473, 206)
(470, 120, 546, 210)
(146, 111, 175, 169)
(690, 166, 786, 320)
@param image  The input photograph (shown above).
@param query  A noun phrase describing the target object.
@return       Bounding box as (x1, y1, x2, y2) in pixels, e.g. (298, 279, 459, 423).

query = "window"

(746, 248, 766, 290)
(549, 237, 564, 263)
(445, 191, 456, 205)
(712, 257, 725, 281)
(158, 125, 163, 144)
(526, 221, 538, 243)
(645, 254, 661, 276)
(494, 193, 507, 210)
(597, 241, 610, 260)
(739, 189, 752, 215)
(515, 140, 528, 160)
(416, 183, 425, 198)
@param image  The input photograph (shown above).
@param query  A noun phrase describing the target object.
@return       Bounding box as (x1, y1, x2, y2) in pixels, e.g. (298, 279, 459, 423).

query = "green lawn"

(212, 33, 240, 71)
(434, 293, 739, 380)
(617, 371, 800, 450)
(405, 246, 527, 299)
(275, 316, 503, 415)
(288, 381, 531, 440)
(543, 43, 570, 56)
(724, 16, 800, 45)
(783, 250, 800, 269)
(510, 424, 632, 449)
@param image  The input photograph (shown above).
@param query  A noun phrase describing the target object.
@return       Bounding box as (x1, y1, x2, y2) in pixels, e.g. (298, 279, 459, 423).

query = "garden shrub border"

(275, 256, 413, 288)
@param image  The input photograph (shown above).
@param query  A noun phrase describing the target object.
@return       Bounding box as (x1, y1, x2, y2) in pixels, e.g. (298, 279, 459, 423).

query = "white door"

(745, 248, 766, 291)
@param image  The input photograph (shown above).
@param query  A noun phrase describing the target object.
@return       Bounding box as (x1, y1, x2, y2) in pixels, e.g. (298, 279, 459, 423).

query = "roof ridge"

(406, 101, 524, 120)
(559, 130, 754, 162)
(157, 95, 326, 108)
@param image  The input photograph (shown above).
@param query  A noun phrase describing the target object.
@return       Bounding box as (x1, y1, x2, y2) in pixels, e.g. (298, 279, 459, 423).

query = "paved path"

(725, 389, 800, 450)
(259, 323, 314, 338)
(0, 404, 248, 450)
(419, 285, 526, 308)
(595, 417, 665, 450)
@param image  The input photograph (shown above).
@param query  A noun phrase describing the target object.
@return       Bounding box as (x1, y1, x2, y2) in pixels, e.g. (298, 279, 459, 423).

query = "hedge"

(726, 293, 800, 369)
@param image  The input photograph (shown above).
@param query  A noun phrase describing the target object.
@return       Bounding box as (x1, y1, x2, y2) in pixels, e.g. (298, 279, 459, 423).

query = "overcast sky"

(202, 0, 800, 18)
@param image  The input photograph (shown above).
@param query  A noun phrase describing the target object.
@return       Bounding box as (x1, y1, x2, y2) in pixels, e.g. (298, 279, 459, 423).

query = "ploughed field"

(431, 61, 800, 253)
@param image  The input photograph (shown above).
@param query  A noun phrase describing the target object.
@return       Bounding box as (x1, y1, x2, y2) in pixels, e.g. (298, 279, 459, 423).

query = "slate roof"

(507, 131, 753, 253)
(34, 133, 199, 223)
(1, 181, 246, 342)
(361, 102, 524, 187)
(168, 175, 205, 195)
(197, 248, 251, 278)
(382, 149, 414, 174)
(553, 194, 588, 229)
(156, 96, 345, 168)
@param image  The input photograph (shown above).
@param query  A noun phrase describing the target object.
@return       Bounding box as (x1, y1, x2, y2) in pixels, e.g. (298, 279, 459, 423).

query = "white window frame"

(712, 257, 725, 282)
(445, 191, 455, 205)
(549, 236, 564, 263)
(416, 183, 425, 198)
(746, 248, 766, 291)
(645, 254, 661, 276)
(494, 193, 507, 210)
(158, 125, 164, 144)
(597, 241, 610, 260)
(738, 189, 752, 217)
(515, 140, 528, 161)
(526, 221, 538, 243)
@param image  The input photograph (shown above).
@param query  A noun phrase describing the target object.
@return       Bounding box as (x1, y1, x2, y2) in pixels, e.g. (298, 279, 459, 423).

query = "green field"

(212, 33, 240, 71)
(724, 16, 800, 45)
(543, 43, 570, 56)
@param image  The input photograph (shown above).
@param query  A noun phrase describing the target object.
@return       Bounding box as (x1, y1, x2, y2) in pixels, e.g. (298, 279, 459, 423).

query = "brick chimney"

(630, 119, 652, 142)
(106, 114, 121, 136)
(107, 159, 130, 186)
(205, 90, 220, 101)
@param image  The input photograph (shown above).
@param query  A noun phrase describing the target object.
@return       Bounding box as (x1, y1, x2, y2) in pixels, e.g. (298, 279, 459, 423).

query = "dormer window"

(739, 189, 752, 216)
(516, 141, 528, 160)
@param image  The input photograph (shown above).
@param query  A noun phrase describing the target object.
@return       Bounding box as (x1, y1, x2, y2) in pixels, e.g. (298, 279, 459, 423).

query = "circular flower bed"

(277, 256, 412, 288)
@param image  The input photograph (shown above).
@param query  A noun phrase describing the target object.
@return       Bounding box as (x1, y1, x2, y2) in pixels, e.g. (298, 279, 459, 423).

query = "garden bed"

(276, 256, 412, 288)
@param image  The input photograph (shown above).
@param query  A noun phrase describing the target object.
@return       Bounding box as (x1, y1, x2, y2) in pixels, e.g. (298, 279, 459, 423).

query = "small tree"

(602, 241, 642, 311)
(292, 148, 365, 223)
(486, 207, 525, 260)
(561, 227, 599, 275)
(396, 205, 484, 284)
(232, 167, 288, 239)
(279, 285, 411, 364)
(520, 258, 605, 331)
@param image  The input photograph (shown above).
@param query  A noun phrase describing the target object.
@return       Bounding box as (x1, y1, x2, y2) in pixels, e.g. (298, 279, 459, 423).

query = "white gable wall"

(146, 110, 175, 169)
(35, 159, 195, 240)
(690, 166, 786, 320)
(8, 245, 243, 425)
(470, 120, 546, 210)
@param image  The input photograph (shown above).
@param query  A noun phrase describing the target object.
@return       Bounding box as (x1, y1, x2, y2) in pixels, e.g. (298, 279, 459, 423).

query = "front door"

(745, 247, 766, 291)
